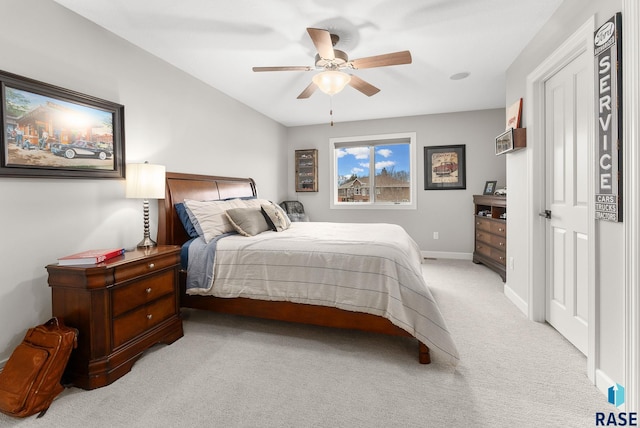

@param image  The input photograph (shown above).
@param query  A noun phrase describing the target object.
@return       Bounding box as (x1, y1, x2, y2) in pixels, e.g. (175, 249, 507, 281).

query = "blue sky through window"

(336, 143, 410, 182)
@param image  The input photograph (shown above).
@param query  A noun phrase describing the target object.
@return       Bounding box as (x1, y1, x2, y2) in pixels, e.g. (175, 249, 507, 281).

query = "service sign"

(595, 13, 623, 222)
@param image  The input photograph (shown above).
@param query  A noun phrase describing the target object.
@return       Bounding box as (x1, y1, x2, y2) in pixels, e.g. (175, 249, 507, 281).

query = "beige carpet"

(0, 259, 613, 427)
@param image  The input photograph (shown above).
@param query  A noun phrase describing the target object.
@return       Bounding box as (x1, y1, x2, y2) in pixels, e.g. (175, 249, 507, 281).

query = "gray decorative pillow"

(261, 202, 291, 232)
(225, 208, 271, 237)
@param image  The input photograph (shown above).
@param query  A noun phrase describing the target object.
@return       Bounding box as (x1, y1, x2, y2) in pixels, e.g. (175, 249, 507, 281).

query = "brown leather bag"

(0, 317, 78, 418)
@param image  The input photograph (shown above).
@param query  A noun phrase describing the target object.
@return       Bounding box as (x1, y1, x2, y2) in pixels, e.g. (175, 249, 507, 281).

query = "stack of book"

(57, 248, 125, 266)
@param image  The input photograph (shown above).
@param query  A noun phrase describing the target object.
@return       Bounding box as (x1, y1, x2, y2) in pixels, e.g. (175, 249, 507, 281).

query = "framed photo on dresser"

(483, 181, 497, 195)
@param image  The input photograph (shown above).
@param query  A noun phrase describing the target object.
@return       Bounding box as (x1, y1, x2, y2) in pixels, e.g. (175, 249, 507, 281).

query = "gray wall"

(285, 109, 506, 254)
(0, 0, 288, 363)
(504, 0, 623, 392)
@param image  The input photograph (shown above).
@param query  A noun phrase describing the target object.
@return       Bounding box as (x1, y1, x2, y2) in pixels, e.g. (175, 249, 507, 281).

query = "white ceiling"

(52, 0, 562, 127)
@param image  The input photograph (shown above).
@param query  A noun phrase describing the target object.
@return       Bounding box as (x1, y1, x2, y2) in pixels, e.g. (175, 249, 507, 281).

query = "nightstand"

(47, 245, 183, 390)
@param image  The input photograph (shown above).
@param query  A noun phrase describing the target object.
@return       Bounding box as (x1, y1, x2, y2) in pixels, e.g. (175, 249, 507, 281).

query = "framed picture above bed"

(0, 69, 125, 179)
(424, 144, 466, 190)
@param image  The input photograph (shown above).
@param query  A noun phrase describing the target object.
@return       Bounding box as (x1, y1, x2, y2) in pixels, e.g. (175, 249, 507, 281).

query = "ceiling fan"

(252, 28, 412, 99)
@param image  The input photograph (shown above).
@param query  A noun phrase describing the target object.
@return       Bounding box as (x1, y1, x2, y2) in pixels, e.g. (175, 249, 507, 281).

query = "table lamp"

(126, 162, 166, 248)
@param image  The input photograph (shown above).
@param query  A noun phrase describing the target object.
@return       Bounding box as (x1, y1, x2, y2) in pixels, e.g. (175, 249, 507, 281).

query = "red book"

(57, 248, 125, 266)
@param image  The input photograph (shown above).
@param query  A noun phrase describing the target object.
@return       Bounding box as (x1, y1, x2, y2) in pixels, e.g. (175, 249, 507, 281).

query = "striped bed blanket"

(186, 222, 459, 364)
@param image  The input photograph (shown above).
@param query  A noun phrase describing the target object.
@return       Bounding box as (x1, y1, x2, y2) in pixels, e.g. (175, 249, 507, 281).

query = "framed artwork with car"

(0, 69, 125, 179)
(424, 144, 466, 190)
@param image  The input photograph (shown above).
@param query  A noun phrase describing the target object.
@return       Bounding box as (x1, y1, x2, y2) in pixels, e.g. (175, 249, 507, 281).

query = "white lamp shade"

(126, 163, 166, 199)
(312, 71, 351, 95)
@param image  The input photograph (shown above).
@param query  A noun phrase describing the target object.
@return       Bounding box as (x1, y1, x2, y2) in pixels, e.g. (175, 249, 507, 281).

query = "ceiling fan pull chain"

(330, 97, 334, 126)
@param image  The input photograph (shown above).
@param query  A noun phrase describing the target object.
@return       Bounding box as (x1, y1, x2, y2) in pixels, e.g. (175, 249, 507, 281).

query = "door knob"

(539, 210, 551, 219)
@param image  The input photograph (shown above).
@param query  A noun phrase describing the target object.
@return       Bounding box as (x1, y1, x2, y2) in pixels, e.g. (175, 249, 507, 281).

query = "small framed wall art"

(495, 129, 514, 155)
(495, 128, 526, 155)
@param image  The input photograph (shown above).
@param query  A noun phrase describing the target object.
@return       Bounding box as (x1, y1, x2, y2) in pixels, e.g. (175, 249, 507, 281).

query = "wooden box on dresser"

(472, 195, 507, 282)
(47, 245, 183, 390)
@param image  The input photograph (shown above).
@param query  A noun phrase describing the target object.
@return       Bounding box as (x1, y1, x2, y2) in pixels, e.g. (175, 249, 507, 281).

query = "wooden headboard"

(157, 172, 257, 246)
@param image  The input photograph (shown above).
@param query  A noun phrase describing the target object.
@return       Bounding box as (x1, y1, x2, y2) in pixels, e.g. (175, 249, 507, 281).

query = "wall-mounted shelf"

(495, 128, 526, 155)
(295, 149, 318, 192)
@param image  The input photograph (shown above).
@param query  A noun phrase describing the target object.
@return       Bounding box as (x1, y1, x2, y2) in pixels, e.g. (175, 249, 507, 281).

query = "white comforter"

(188, 222, 459, 364)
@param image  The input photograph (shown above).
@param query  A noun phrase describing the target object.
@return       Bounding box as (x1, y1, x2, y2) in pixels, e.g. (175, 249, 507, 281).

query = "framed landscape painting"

(424, 144, 466, 190)
(0, 70, 125, 179)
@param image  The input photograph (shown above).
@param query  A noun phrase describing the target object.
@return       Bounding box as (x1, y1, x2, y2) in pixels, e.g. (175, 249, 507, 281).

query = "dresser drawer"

(475, 242, 492, 257)
(476, 241, 506, 264)
(112, 269, 175, 318)
(475, 230, 492, 244)
(114, 252, 179, 283)
(112, 293, 176, 348)
(475, 217, 492, 232)
(491, 221, 507, 237)
(489, 248, 507, 266)
(489, 234, 506, 250)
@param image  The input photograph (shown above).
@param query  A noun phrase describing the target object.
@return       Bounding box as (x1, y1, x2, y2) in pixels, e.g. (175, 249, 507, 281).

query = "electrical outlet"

(509, 257, 514, 270)
(433, 232, 439, 240)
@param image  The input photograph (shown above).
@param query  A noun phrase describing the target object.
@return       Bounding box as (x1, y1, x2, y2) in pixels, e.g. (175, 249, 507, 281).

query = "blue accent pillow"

(175, 202, 199, 238)
(223, 196, 256, 201)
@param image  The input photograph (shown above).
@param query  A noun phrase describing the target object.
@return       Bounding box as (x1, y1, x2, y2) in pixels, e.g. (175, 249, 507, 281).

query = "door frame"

(525, 16, 596, 380)
(623, 0, 640, 412)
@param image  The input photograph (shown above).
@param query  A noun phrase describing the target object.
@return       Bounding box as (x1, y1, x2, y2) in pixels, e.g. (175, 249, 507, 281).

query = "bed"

(157, 172, 459, 365)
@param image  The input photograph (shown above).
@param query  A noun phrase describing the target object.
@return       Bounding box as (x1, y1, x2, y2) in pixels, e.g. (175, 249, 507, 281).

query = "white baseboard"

(504, 283, 528, 316)
(595, 369, 618, 407)
(422, 251, 473, 260)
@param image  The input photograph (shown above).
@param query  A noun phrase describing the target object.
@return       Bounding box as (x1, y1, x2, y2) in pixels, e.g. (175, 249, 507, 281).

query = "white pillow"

(261, 202, 291, 232)
(184, 198, 271, 243)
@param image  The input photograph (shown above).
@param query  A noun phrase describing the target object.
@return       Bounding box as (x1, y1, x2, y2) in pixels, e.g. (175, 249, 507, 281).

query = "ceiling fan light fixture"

(312, 70, 351, 95)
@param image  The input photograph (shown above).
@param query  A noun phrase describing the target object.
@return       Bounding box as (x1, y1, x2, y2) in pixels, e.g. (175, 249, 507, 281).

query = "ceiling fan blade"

(307, 28, 335, 60)
(348, 75, 380, 97)
(252, 66, 313, 72)
(349, 51, 412, 69)
(297, 82, 318, 99)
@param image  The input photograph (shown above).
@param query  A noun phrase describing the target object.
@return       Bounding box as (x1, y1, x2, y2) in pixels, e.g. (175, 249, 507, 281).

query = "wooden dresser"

(47, 246, 183, 390)
(472, 195, 507, 281)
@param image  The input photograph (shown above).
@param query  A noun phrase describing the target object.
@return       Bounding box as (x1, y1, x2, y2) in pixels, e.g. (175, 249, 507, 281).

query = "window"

(330, 132, 416, 209)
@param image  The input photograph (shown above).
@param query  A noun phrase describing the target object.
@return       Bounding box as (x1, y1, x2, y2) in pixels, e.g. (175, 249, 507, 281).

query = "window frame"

(329, 132, 417, 210)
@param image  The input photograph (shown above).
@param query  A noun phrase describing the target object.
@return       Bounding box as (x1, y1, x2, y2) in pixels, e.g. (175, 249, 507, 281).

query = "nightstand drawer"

(112, 270, 175, 317)
(112, 293, 177, 348)
(114, 252, 179, 283)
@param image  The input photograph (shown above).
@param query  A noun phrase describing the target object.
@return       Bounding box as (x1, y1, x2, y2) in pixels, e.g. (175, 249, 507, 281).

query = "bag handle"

(44, 317, 64, 328)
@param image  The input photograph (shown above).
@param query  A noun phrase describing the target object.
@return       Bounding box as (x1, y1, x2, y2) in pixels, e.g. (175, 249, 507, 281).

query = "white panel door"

(544, 48, 590, 355)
